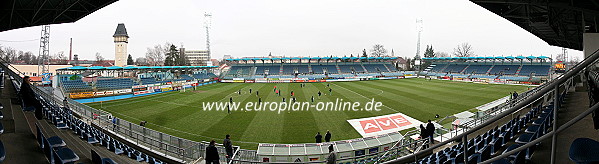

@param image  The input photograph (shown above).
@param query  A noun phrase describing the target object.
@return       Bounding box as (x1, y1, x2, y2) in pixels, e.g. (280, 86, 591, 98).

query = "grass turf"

(86, 78, 529, 149)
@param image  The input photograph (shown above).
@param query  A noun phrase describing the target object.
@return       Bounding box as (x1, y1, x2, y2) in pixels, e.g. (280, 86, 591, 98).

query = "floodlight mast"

(204, 13, 212, 66)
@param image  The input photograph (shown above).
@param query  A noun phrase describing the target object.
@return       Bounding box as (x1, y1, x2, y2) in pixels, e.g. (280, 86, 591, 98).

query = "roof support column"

(583, 33, 599, 58)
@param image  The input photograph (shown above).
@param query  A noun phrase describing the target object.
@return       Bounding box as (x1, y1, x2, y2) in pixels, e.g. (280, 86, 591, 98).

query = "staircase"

(515, 64, 523, 75)
(383, 64, 392, 72)
(361, 64, 369, 73)
(308, 64, 313, 73)
(486, 65, 495, 74)
(279, 64, 284, 75)
(459, 64, 471, 74)
(249, 66, 257, 77)
(335, 64, 342, 74)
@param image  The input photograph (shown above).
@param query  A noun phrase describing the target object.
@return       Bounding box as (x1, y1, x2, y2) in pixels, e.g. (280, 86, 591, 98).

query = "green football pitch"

(87, 78, 529, 149)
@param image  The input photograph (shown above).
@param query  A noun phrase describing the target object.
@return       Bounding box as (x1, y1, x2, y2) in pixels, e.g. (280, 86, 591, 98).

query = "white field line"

(331, 83, 398, 112)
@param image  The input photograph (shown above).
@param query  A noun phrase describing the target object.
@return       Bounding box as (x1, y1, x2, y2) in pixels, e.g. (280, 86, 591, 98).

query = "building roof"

(113, 23, 129, 37)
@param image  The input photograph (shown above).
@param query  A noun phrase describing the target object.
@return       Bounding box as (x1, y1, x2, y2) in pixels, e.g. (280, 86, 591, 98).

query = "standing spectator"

(206, 140, 220, 164)
(426, 120, 435, 144)
(112, 117, 118, 131)
(326, 145, 336, 164)
(325, 130, 332, 142)
(419, 124, 427, 139)
(224, 135, 233, 162)
(513, 91, 518, 99)
(315, 132, 323, 143)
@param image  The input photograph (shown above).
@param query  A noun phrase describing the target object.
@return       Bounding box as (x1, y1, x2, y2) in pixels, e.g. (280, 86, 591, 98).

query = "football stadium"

(1, 1, 599, 164)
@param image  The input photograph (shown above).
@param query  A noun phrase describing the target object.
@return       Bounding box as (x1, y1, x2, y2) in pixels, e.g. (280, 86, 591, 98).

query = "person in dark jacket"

(206, 140, 220, 164)
(419, 124, 427, 139)
(325, 130, 332, 142)
(315, 132, 323, 143)
(20, 76, 43, 120)
(326, 145, 336, 164)
(426, 120, 435, 144)
(223, 134, 233, 161)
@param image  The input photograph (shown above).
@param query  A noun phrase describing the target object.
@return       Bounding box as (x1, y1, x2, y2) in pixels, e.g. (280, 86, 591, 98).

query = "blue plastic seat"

(55, 147, 79, 163)
(47, 136, 66, 148)
(569, 138, 599, 164)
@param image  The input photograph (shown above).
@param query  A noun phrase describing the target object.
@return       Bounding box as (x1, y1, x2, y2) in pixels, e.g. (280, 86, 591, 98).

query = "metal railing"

(382, 49, 599, 164)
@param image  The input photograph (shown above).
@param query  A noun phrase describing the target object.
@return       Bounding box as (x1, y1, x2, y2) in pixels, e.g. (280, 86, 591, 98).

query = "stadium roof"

(1, 0, 118, 32)
(57, 65, 217, 70)
(422, 55, 550, 60)
(225, 57, 398, 61)
(471, 0, 599, 51)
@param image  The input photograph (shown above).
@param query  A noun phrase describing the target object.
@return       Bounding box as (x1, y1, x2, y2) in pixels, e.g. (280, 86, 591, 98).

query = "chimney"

(69, 38, 73, 61)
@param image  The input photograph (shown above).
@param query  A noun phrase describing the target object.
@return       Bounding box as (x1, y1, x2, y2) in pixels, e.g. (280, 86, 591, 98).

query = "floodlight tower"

(414, 19, 423, 72)
(204, 12, 212, 66)
(38, 25, 51, 75)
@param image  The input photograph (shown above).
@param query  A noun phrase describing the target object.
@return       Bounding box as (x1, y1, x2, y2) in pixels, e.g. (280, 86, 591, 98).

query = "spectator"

(325, 130, 332, 142)
(63, 97, 69, 109)
(112, 117, 118, 131)
(419, 124, 427, 139)
(513, 91, 518, 99)
(426, 120, 435, 144)
(206, 140, 220, 164)
(326, 145, 336, 164)
(20, 76, 43, 119)
(315, 132, 323, 143)
(224, 134, 233, 162)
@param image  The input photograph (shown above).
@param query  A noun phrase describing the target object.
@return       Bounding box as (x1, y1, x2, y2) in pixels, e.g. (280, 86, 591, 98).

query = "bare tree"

(145, 44, 165, 66)
(2, 46, 17, 63)
(370, 44, 388, 57)
(95, 52, 104, 62)
(26, 52, 37, 64)
(52, 51, 68, 64)
(135, 57, 148, 66)
(453, 43, 473, 57)
(435, 52, 450, 57)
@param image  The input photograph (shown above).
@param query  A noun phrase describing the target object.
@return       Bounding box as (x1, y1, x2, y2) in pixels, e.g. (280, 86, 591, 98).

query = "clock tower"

(113, 23, 129, 66)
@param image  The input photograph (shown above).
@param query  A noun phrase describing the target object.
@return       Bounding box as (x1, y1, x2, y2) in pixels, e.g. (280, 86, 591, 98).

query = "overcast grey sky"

(0, 0, 583, 61)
